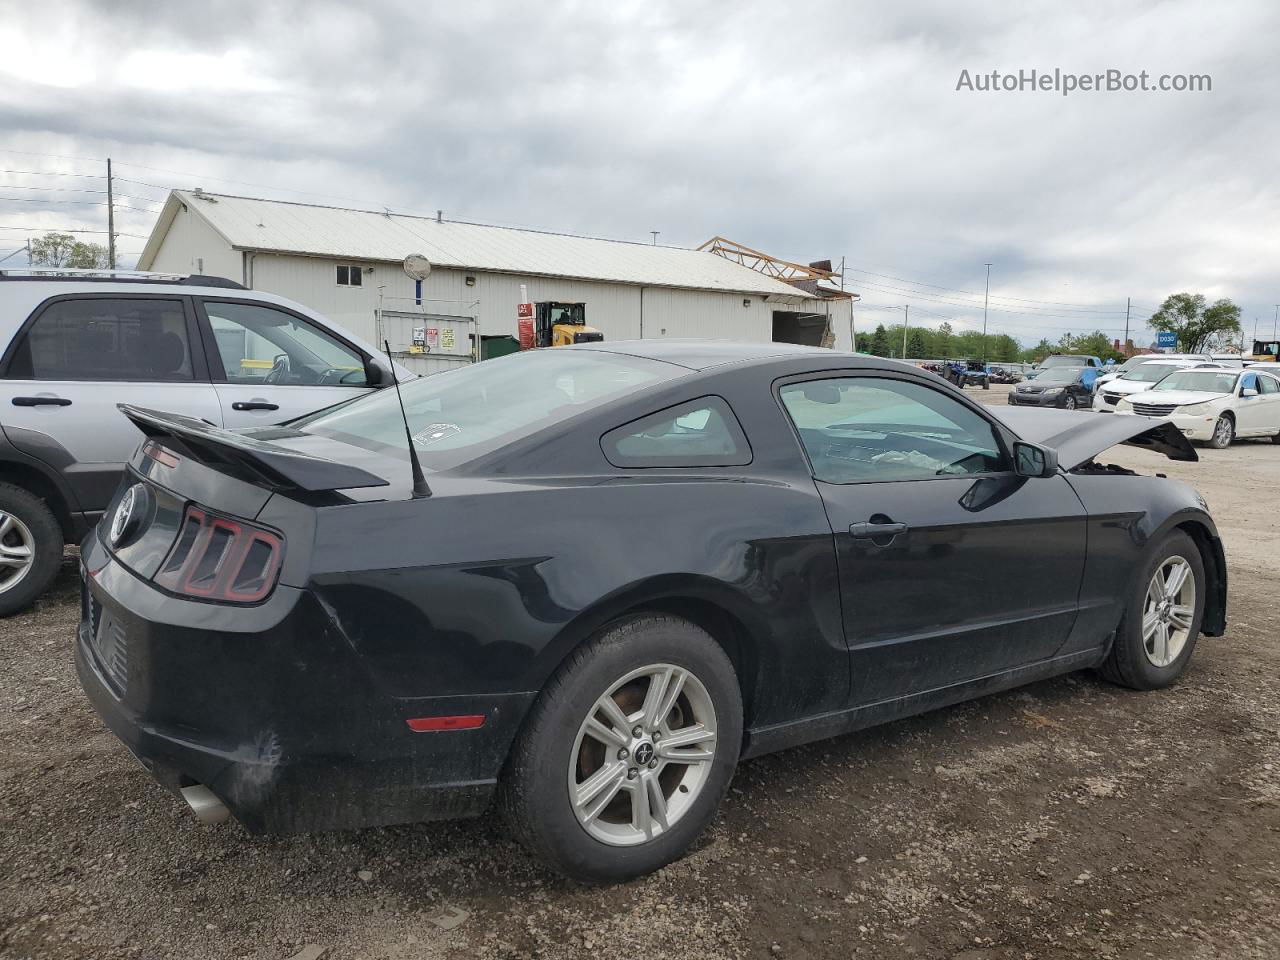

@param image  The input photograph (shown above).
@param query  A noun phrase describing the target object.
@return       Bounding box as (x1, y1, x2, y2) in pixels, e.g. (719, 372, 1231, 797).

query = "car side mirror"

(365, 358, 392, 387)
(1241, 386, 1259, 398)
(1013, 441, 1058, 478)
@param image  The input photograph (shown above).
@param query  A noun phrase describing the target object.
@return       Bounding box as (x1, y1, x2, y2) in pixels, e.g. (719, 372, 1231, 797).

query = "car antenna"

(383, 340, 431, 499)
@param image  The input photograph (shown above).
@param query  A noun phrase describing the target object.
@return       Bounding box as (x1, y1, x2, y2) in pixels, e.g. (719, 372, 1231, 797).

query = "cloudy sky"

(1, 0, 1277, 347)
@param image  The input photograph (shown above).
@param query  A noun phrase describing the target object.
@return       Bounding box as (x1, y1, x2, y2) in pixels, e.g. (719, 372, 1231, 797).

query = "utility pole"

(1274, 304, 1278, 338)
(982, 263, 992, 362)
(25, 237, 31, 266)
(1123, 297, 1131, 351)
(902, 304, 909, 359)
(106, 157, 116, 269)
(650, 231, 659, 245)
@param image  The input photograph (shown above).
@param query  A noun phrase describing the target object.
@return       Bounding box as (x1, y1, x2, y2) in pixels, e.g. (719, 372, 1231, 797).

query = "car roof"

(569, 338, 845, 371)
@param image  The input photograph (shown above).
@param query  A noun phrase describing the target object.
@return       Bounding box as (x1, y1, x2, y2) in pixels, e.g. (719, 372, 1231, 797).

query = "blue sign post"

(1155, 331, 1177, 349)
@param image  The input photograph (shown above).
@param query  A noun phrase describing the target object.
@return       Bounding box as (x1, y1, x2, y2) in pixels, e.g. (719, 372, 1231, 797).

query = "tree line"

(858, 292, 1245, 363)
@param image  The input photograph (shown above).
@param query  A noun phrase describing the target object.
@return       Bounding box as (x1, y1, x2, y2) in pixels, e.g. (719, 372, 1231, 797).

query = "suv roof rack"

(0, 267, 245, 289)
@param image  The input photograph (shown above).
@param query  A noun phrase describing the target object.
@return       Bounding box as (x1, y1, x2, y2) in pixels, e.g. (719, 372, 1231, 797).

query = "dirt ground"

(1, 382, 1278, 960)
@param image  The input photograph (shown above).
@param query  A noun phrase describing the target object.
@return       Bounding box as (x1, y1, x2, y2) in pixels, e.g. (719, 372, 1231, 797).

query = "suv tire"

(0, 482, 64, 617)
(502, 614, 742, 883)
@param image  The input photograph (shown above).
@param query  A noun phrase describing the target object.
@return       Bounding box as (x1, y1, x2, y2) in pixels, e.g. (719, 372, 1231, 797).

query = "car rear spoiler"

(991, 407, 1198, 468)
(119, 405, 389, 492)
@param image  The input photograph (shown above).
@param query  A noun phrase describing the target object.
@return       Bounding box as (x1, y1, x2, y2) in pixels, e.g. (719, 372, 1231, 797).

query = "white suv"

(0, 268, 407, 614)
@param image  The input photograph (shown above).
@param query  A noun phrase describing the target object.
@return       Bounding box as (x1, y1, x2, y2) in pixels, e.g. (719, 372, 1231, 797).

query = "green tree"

(1149, 293, 1242, 353)
(1021, 338, 1056, 363)
(1069, 330, 1125, 363)
(906, 328, 927, 359)
(29, 232, 111, 269)
(867, 324, 890, 357)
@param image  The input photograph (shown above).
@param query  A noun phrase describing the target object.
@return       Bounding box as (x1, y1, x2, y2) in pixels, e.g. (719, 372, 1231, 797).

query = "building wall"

(243, 252, 823, 348)
(146, 204, 242, 281)
(146, 222, 855, 354)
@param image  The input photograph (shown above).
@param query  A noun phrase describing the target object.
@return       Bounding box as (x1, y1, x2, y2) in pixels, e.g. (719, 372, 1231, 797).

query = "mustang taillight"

(154, 505, 284, 603)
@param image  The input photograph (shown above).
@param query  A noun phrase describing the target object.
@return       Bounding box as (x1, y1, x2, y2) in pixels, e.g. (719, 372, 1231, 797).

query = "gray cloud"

(2, 0, 1277, 344)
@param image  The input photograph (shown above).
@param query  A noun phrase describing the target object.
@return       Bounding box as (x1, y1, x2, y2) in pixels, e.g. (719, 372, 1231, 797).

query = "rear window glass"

(297, 349, 683, 470)
(6, 297, 194, 382)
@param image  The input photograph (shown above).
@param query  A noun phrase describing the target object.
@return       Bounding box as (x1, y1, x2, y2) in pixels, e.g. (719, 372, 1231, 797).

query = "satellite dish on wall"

(403, 253, 433, 281)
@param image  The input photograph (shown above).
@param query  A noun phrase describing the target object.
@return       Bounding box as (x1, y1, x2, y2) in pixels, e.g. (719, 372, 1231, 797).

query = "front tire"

(1098, 530, 1204, 690)
(1062, 394, 1078, 410)
(1208, 414, 1234, 449)
(502, 615, 743, 883)
(0, 483, 63, 617)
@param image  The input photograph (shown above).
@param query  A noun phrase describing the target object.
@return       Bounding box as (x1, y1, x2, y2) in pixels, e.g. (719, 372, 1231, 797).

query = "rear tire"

(0, 483, 64, 617)
(501, 614, 742, 883)
(1208, 414, 1234, 449)
(1098, 530, 1204, 690)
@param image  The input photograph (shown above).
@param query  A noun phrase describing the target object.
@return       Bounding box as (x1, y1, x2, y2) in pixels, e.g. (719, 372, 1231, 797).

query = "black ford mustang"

(76, 341, 1226, 883)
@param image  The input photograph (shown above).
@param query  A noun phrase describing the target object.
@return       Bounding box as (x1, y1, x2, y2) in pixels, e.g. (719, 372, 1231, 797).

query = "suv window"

(602, 396, 750, 468)
(780, 376, 1007, 483)
(5, 297, 194, 382)
(202, 301, 368, 386)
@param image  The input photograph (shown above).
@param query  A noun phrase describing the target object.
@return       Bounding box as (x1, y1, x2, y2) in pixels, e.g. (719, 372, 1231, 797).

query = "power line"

(0, 224, 149, 238)
(845, 264, 1133, 312)
(0, 195, 160, 213)
(0, 183, 165, 204)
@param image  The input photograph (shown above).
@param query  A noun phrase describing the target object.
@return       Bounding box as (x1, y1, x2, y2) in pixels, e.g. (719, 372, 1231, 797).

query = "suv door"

(777, 372, 1088, 705)
(196, 299, 375, 425)
(0, 294, 222, 516)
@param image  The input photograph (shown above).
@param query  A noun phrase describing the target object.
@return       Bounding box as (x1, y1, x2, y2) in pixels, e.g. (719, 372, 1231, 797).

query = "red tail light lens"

(154, 505, 284, 603)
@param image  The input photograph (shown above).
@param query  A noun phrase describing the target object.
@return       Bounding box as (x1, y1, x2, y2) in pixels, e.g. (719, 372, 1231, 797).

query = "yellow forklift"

(1249, 338, 1280, 362)
(534, 302, 603, 346)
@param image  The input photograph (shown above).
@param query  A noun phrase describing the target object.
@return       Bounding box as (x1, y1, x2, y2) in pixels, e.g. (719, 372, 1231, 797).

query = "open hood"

(120, 405, 392, 492)
(990, 407, 1198, 468)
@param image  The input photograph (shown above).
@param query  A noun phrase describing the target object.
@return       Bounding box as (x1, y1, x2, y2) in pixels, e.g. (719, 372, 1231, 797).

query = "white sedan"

(1096, 358, 1214, 410)
(1114, 367, 1280, 448)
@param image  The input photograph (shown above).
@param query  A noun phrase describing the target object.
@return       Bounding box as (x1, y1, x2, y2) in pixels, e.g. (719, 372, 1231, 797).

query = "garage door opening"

(772, 311, 829, 347)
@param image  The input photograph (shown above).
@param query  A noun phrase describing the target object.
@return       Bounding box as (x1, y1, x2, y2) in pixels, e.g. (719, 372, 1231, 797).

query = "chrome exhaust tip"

(180, 784, 230, 825)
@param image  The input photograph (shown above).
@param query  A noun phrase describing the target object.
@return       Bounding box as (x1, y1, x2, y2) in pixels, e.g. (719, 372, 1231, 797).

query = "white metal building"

(138, 190, 855, 374)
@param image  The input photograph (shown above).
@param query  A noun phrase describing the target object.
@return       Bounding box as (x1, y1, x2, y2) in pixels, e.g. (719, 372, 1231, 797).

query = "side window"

(202, 301, 368, 387)
(602, 396, 751, 468)
(5, 297, 194, 382)
(1240, 372, 1258, 393)
(1258, 374, 1278, 395)
(335, 265, 363, 287)
(779, 376, 1007, 484)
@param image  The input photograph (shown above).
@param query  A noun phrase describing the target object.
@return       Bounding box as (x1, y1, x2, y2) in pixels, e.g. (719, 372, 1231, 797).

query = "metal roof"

(139, 191, 813, 300)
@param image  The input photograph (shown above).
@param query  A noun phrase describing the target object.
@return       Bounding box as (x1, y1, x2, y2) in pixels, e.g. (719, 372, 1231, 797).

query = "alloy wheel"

(0, 512, 36, 594)
(1213, 416, 1233, 447)
(569, 663, 718, 846)
(1063, 395, 1077, 410)
(1142, 555, 1196, 668)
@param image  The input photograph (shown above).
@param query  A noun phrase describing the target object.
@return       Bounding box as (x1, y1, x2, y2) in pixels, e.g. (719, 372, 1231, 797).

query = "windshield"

(296, 349, 683, 469)
(1152, 370, 1239, 394)
(1034, 367, 1080, 383)
(1040, 355, 1088, 369)
(1123, 363, 1185, 383)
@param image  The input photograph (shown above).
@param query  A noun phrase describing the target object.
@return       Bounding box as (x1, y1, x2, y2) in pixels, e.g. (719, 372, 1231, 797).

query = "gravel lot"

(2, 382, 1278, 960)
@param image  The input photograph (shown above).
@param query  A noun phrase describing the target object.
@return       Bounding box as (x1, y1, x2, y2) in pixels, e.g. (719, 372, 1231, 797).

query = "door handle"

(12, 396, 71, 407)
(231, 401, 280, 412)
(849, 519, 909, 541)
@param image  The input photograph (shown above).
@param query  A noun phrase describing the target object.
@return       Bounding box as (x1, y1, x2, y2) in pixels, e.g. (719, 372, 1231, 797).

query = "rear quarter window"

(602, 396, 751, 468)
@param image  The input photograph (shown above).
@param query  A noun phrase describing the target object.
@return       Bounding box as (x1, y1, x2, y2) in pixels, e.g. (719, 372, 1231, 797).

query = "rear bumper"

(76, 534, 534, 835)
